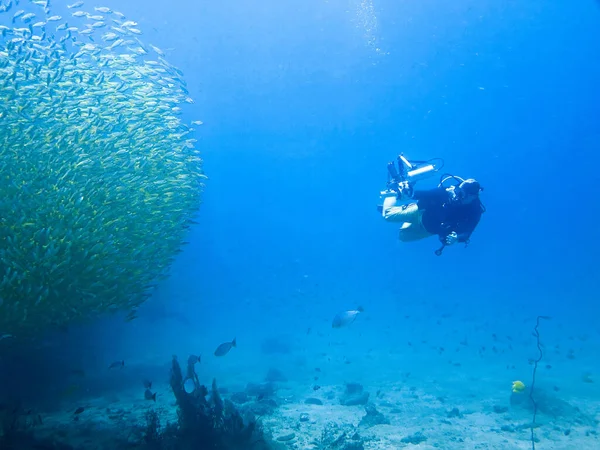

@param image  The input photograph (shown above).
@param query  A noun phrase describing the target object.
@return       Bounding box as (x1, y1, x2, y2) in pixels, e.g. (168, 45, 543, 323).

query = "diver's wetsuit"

(413, 187, 483, 243)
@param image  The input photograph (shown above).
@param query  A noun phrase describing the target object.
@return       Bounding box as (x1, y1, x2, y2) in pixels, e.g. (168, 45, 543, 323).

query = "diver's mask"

(456, 179, 482, 203)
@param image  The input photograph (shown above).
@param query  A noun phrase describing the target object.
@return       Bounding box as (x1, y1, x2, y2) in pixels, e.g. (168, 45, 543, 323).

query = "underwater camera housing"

(380, 154, 444, 198)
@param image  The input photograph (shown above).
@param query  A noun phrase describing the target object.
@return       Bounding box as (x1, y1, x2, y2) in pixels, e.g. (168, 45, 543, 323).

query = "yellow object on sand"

(512, 380, 526, 393)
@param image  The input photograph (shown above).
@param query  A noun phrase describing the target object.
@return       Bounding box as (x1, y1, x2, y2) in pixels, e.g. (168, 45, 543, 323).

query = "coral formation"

(140, 356, 276, 450)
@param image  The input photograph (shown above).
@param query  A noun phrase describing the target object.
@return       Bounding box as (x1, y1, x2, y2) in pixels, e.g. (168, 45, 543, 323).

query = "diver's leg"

(398, 224, 433, 242)
(378, 195, 398, 216)
(398, 211, 433, 242)
(382, 202, 420, 223)
(398, 224, 421, 242)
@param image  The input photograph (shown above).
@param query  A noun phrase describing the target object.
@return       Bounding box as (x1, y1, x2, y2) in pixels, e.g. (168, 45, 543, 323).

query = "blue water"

(2, 0, 600, 448)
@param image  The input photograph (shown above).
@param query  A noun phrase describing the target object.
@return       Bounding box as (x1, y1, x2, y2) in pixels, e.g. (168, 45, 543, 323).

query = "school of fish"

(0, 0, 205, 337)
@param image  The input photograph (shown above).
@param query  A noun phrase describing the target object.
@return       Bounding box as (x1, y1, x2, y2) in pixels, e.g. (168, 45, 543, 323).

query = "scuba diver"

(377, 154, 485, 256)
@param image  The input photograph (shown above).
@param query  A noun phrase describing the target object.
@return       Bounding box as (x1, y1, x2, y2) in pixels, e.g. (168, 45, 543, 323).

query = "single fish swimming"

(332, 306, 364, 328)
(214, 338, 236, 357)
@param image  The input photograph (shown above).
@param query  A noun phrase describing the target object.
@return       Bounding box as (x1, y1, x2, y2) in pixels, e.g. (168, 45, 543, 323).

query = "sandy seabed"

(28, 375, 599, 450)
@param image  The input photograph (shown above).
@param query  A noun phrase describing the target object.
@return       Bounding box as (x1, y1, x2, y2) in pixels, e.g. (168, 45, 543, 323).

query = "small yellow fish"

(512, 380, 526, 393)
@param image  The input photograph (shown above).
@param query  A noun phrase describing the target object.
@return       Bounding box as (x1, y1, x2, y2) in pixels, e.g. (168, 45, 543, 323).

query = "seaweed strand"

(529, 315, 550, 450)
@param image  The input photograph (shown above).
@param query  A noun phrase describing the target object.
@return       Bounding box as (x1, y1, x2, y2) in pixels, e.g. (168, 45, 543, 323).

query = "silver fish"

(332, 306, 364, 328)
(214, 338, 236, 357)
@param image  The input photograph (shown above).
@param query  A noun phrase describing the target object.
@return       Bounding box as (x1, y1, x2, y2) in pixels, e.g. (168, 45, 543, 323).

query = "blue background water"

(2, 0, 600, 440)
(146, 0, 600, 360)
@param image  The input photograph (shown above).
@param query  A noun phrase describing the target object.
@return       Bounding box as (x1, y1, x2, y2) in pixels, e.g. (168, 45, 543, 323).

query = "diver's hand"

(445, 232, 458, 246)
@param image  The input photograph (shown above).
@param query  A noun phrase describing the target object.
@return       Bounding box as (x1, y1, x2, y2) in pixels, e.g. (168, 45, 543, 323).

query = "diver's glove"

(444, 232, 458, 246)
